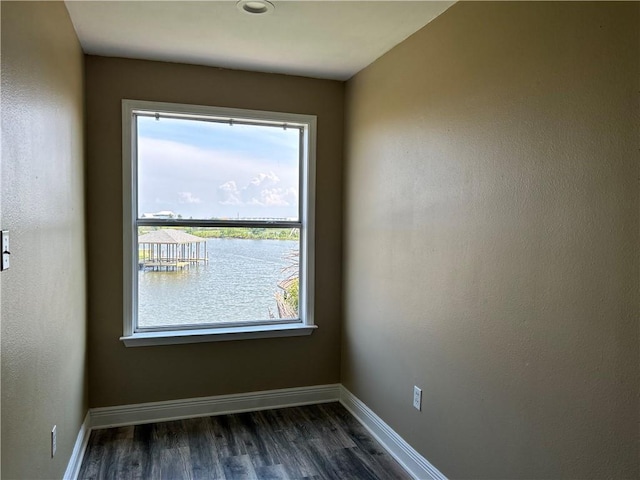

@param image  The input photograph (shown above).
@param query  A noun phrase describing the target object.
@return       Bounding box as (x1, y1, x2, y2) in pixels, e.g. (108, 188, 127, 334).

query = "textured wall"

(85, 56, 343, 407)
(1, 2, 87, 478)
(343, 2, 639, 479)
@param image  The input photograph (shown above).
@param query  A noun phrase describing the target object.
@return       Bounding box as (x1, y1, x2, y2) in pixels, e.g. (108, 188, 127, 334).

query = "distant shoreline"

(139, 227, 300, 241)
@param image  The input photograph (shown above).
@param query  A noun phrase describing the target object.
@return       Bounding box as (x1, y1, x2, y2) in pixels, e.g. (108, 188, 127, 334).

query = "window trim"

(120, 99, 317, 346)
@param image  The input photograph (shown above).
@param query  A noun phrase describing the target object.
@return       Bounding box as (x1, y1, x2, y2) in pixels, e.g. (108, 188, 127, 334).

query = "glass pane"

(137, 116, 300, 221)
(137, 227, 300, 329)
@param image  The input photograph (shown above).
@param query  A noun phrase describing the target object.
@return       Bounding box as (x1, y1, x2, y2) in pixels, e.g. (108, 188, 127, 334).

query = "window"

(121, 100, 316, 346)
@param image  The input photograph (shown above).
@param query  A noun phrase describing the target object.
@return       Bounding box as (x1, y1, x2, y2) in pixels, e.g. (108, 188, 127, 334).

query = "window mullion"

(137, 219, 302, 229)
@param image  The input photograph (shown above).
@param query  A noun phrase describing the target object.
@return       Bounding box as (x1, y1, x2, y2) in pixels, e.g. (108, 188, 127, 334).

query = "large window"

(121, 100, 316, 346)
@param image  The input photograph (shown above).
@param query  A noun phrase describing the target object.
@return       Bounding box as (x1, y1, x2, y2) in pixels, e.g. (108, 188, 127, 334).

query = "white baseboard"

(65, 384, 444, 480)
(63, 412, 91, 480)
(339, 386, 447, 480)
(90, 383, 341, 429)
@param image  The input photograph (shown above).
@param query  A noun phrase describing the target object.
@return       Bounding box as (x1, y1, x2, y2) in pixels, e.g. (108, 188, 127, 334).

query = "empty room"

(1, 1, 638, 479)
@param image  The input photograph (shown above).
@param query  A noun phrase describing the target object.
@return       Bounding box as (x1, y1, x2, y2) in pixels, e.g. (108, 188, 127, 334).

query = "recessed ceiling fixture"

(236, 0, 275, 16)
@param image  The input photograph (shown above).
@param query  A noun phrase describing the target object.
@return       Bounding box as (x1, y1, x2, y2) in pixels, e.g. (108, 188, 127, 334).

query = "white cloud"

(177, 192, 201, 204)
(219, 181, 242, 205)
(249, 171, 280, 186)
(218, 172, 296, 208)
(248, 187, 297, 207)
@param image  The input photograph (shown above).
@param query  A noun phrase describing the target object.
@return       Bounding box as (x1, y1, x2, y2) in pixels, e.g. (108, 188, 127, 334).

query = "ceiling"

(64, 1, 454, 81)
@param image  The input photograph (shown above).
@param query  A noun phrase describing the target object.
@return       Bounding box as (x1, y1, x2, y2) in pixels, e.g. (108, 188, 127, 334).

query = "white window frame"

(120, 99, 316, 347)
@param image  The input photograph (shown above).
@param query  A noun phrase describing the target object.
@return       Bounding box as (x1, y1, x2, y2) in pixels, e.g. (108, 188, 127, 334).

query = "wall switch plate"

(51, 425, 57, 458)
(413, 386, 422, 411)
(1, 231, 9, 271)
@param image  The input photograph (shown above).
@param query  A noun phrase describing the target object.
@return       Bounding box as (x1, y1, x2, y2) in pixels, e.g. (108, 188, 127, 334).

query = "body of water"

(138, 238, 298, 328)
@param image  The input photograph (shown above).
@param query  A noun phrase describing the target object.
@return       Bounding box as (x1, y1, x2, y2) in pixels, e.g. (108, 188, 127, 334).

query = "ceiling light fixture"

(236, 0, 275, 16)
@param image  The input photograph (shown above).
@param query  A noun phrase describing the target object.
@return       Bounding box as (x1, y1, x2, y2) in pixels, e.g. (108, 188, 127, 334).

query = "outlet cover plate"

(1, 231, 9, 271)
(51, 425, 57, 457)
(413, 386, 422, 411)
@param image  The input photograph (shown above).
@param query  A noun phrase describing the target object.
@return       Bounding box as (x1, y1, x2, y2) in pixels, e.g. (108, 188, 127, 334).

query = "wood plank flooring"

(78, 402, 411, 480)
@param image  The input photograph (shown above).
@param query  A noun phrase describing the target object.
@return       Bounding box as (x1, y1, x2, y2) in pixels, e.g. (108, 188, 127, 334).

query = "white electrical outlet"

(413, 386, 422, 411)
(51, 425, 57, 458)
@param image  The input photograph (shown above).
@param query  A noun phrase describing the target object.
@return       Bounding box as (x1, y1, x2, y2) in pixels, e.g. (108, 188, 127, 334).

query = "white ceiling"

(64, 1, 454, 81)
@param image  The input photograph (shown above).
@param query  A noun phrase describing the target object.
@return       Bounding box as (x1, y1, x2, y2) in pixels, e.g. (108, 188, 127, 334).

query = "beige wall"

(85, 56, 343, 407)
(1, 2, 87, 479)
(343, 2, 639, 479)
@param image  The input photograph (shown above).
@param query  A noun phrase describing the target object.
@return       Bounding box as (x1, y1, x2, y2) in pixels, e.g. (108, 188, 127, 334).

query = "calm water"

(138, 238, 298, 328)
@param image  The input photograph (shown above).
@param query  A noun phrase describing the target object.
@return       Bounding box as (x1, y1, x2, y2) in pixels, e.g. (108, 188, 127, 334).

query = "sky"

(137, 116, 300, 220)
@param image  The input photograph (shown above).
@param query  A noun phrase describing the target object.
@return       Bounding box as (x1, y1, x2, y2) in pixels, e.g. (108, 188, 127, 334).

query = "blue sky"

(137, 116, 300, 220)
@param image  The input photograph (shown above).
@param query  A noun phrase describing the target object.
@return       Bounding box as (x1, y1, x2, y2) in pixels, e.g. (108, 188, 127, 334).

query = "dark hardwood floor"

(78, 402, 412, 480)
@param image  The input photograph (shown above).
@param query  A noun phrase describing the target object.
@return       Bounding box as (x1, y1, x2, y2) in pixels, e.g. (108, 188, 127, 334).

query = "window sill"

(120, 323, 317, 347)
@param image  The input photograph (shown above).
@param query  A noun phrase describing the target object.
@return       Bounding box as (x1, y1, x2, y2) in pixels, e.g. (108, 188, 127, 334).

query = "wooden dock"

(138, 258, 208, 271)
